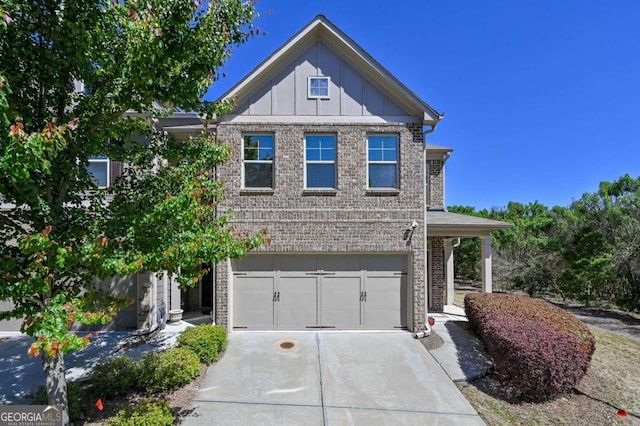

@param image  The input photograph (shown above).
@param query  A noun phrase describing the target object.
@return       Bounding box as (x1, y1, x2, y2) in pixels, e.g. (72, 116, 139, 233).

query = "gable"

(232, 40, 409, 120)
(217, 15, 441, 125)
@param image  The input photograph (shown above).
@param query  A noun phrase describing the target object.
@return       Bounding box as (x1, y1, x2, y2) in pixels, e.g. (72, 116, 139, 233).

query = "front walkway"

(0, 322, 189, 404)
(428, 305, 493, 381)
(181, 331, 485, 425)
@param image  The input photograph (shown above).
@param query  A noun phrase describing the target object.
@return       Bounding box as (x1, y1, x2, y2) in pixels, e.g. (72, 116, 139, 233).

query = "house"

(0, 15, 510, 334)
(176, 15, 510, 332)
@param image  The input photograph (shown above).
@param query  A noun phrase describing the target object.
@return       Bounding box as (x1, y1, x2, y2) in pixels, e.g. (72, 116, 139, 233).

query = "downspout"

(413, 122, 440, 339)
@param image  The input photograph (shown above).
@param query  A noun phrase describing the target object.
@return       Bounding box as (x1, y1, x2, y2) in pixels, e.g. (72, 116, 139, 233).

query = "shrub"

(465, 293, 596, 399)
(107, 399, 173, 426)
(177, 324, 227, 364)
(30, 380, 83, 422)
(137, 347, 201, 393)
(91, 356, 139, 397)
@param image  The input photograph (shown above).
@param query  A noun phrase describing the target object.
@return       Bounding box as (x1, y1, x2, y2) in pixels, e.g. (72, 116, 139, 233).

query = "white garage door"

(232, 254, 408, 330)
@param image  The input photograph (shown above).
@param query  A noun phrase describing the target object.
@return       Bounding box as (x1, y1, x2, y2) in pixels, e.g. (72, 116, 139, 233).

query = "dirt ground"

(546, 300, 640, 343)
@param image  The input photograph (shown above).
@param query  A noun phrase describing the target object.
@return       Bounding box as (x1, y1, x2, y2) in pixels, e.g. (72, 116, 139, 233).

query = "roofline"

(426, 210, 513, 236)
(217, 15, 442, 125)
(427, 221, 512, 237)
(426, 144, 454, 153)
(427, 227, 508, 237)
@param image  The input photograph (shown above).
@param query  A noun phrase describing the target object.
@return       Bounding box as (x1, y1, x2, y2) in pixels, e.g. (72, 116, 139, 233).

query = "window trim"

(304, 133, 337, 190)
(241, 133, 275, 189)
(366, 134, 399, 190)
(307, 76, 331, 99)
(88, 156, 110, 189)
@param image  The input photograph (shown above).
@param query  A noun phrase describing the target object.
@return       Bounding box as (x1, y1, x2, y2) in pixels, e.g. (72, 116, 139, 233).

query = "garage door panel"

(278, 277, 318, 329)
(322, 255, 361, 271)
(321, 276, 362, 328)
(233, 255, 275, 272)
(364, 276, 406, 329)
(233, 276, 274, 329)
(279, 255, 318, 272)
(232, 254, 409, 331)
(365, 255, 405, 272)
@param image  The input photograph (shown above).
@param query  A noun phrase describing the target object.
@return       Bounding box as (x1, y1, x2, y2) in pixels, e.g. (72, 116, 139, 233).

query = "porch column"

(162, 272, 169, 314)
(481, 235, 493, 293)
(444, 239, 455, 305)
(169, 274, 181, 311)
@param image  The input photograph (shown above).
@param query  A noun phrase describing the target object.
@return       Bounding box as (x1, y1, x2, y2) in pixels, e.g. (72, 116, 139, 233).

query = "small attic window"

(308, 76, 330, 99)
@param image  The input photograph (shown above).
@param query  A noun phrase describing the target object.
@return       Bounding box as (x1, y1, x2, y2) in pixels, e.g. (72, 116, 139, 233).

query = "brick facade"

(427, 159, 444, 209)
(214, 122, 432, 331)
(429, 237, 445, 311)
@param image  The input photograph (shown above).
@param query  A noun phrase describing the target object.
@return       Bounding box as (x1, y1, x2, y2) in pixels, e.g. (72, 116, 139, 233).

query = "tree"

(447, 206, 482, 281)
(488, 201, 566, 296)
(450, 203, 566, 295)
(562, 174, 640, 308)
(0, 1, 263, 422)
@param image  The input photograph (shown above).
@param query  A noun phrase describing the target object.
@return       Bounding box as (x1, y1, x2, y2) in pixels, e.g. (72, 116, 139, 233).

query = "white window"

(305, 134, 336, 189)
(242, 134, 274, 189)
(308, 76, 330, 99)
(367, 135, 398, 189)
(88, 155, 110, 188)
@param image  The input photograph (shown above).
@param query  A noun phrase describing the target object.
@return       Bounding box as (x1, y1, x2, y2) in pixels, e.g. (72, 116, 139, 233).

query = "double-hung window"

(367, 135, 398, 189)
(88, 155, 110, 188)
(305, 134, 336, 189)
(243, 134, 274, 189)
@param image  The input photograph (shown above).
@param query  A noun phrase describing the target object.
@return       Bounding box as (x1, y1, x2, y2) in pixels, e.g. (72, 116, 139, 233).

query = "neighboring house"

(0, 15, 510, 333)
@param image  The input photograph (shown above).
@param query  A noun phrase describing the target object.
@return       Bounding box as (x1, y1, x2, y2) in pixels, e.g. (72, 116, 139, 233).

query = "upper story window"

(308, 76, 330, 99)
(305, 134, 336, 189)
(242, 134, 274, 189)
(88, 155, 110, 188)
(367, 135, 398, 189)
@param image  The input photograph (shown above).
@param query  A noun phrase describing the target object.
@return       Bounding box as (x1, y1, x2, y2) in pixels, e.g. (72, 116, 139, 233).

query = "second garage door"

(232, 254, 408, 330)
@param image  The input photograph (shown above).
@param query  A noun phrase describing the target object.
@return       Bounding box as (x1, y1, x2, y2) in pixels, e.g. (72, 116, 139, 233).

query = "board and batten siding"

(234, 40, 407, 118)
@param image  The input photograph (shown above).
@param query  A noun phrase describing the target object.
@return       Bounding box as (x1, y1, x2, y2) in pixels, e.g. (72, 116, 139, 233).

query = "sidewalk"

(0, 321, 192, 404)
(426, 305, 493, 382)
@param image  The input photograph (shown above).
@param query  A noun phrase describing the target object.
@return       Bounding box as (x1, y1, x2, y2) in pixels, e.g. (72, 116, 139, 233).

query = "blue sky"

(205, 1, 640, 210)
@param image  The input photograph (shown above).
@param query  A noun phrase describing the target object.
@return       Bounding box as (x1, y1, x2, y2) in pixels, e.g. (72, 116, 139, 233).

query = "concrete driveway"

(181, 332, 484, 425)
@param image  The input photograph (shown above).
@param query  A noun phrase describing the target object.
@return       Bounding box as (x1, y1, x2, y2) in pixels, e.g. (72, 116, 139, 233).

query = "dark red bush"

(464, 293, 596, 399)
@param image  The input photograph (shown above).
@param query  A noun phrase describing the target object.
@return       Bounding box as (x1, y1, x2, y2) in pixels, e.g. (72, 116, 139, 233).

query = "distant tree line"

(450, 174, 640, 311)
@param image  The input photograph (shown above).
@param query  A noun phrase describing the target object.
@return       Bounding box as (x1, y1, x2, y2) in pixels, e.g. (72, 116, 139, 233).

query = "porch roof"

(426, 210, 512, 237)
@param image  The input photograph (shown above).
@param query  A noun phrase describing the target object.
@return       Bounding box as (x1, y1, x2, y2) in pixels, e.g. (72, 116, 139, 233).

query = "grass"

(454, 290, 640, 425)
